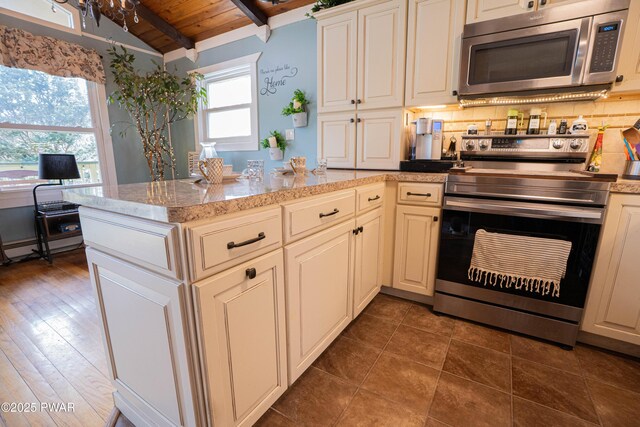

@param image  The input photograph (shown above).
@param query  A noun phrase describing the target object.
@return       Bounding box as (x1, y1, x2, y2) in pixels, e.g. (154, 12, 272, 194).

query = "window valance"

(0, 25, 106, 84)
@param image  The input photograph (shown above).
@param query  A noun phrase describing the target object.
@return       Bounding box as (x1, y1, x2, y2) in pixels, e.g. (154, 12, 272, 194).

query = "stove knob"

(570, 139, 583, 150)
(552, 139, 565, 149)
(464, 140, 476, 150)
(478, 139, 490, 150)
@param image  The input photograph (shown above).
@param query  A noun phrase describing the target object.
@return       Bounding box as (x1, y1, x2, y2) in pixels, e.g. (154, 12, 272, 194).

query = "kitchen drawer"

(186, 206, 282, 282)
(79, 207, 181, 280)
(283, 190, 356, 243)
(356, 183, 385, 214)
(397, 183, 442, 206)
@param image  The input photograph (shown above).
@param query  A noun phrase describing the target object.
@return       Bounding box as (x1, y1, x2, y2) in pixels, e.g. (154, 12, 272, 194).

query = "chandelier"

(52, 0, 140, 32)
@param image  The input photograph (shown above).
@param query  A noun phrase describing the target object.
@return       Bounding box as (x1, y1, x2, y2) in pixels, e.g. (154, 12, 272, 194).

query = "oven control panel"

(461, 134, 590, 155)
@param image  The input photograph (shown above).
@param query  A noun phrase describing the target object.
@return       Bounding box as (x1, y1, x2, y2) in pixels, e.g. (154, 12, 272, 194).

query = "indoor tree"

(108, 46, 206, 181)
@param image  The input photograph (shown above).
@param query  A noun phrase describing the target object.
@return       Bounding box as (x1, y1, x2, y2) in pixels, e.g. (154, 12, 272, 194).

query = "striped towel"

(468, 229, 572, 298)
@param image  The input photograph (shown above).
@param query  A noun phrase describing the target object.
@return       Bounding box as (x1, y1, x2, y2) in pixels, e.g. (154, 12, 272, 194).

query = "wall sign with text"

(260, 63, 299, 96)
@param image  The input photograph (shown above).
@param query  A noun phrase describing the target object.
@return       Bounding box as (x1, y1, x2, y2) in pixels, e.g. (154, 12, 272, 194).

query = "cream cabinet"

(582, 194, 640, 345)
(193, 250, 287, 427)
(318, 109, 403, 170)
(354, 208, 384, 316)
(316, 0, 407, 113)
(405, 0, 465, 106)
(611, 0, 640, 94)
(285, 220, 355, 383)
(86, 248, 201, 427)
(392, 204, 441, 296)
(466, 0, 587, 23)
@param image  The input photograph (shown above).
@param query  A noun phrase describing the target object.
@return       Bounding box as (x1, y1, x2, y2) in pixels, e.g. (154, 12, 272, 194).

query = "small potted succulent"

(261, 130, 287, 160)
(282, 89, 310, 128)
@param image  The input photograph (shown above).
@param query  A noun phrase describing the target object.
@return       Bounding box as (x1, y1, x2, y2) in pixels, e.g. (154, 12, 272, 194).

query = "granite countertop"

(610, 179, 640, 194)
(63, 170, 447, 223)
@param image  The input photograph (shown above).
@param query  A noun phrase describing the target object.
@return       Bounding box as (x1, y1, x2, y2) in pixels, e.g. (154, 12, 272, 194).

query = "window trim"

(192, 52, 261, 152)
(0, 80, 116, 209)
(0, 1, 81, 35)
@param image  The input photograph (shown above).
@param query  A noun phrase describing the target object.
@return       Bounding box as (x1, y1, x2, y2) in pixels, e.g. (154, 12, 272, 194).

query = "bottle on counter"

(526, 108, 547, 135)
(505, 109, 523, 135)
(467, 123, 478, 135)
(558, 119, 568, 134)
(485, 119, 492, 135)
(547, 119, 558, 135)
(570, 115, 589, 135)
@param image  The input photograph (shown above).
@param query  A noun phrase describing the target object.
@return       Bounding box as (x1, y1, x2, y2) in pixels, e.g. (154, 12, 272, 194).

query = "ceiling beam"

(229, 0, 268, 27)
(134, 3, 195, 50)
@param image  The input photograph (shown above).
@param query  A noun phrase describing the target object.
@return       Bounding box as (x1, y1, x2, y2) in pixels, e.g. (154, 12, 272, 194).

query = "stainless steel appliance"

(458, 0, 629, 98)
(413, 118, 444, 160)
(434, 174, 610, 347)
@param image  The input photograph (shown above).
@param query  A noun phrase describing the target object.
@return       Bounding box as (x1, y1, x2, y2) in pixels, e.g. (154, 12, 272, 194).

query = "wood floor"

(0, 250, 115, 427)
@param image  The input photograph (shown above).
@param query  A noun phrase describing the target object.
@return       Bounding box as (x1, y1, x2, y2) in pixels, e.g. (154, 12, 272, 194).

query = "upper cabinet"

(466, 0, 585, 24)
(611, 0, 640, 93)
(316, 0, 407, 113)
(405, 0, 465, 106)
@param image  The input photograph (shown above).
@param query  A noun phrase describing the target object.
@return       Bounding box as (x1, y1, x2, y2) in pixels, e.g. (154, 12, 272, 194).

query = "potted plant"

(108, 46, 206, 181)
(307, 0, 354, 16)
(282, 89, 310, 128)
(261, 130, 287, 160)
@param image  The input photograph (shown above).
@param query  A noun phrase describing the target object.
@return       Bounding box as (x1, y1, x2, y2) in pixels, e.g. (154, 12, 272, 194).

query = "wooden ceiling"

(104, 0, 317, 54)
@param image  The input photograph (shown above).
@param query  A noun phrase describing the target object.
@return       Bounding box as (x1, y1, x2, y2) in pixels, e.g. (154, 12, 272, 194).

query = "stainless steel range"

(433, 134, 615, 347)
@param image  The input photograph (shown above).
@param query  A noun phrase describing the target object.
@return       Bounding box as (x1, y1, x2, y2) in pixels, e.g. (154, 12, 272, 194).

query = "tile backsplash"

(415, 98, 640, 175)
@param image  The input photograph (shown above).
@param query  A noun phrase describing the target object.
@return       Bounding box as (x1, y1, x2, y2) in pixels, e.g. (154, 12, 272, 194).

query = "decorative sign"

(260, 63, 299, 96)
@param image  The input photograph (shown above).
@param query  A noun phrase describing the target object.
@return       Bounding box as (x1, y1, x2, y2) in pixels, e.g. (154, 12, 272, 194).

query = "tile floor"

(256, 294, 640, 427)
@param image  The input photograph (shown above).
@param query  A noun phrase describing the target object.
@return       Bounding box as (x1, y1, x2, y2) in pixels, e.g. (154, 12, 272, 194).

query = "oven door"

(459, 17, 591, 95)
(436, 197, 602, 310)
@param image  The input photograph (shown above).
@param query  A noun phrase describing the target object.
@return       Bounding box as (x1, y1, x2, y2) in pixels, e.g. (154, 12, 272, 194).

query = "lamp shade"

(38, 154, 80, 180)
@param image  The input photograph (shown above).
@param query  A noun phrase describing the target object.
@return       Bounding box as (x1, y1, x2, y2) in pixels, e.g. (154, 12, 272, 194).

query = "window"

(0, 0, 79, 33)
(0, 66, 111, 190)
(195, 53, 261, 151)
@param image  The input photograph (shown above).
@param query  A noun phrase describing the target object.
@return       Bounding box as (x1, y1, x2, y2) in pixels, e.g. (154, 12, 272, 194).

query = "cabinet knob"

(356, 99, 362, 104)
(527, 0, 534, 8)
(353, 228, 359, 235)
(540, 0, 547, 5)
(351, 99, 356, 104)
(433, 216, 439, 222)
(358, 226, 364, 233)
(246, 268, 257, 279)
(357, 118, 362, 123)
(616, 75, 624, 83)
(350, 118, 355, 123)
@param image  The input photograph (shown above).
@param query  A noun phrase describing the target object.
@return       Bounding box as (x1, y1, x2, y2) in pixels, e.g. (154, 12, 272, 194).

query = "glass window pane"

(0, 0, 73, 28)
(207, 108, 251, 139)
(0, 66, 92, 128)
(207, 74, 251, 108)
(0, 129, 101, 185)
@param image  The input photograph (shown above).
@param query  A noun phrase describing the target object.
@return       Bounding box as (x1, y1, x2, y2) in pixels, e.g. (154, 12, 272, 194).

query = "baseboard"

(5, 236, 84, 259)
(380, 285, 434, 305)
(577, 331, 640, 359)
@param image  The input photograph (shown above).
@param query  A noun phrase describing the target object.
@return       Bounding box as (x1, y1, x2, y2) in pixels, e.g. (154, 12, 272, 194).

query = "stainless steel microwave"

(458, 0, 630, 97)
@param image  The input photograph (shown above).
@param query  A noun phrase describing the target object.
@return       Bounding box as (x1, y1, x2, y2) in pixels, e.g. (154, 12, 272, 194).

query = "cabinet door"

(357, 0, 407, 110)
(611, 0, 640, 94)
(466, 0, 529, 23)
(356, 109, 403, 170)
(393, 205, 440, 296)
(537, 0, 585, 10)
(405, 0, 465, 106)
(318, 112, 357, 169)
(582, 195, 640, 345)
(86, 248, 200, 427)
(354, 208, 384, 317)
(285, 220, 355, 383)
(317, 11, 358, 113)
(193, 250, 287, 427)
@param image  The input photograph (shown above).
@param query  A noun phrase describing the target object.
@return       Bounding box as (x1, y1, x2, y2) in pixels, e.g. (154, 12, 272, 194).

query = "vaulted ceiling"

(104, 0, 317, 54)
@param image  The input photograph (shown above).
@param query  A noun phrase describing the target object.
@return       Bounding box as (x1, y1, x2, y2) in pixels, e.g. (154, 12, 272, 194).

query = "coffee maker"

(400, 118, 453, 172)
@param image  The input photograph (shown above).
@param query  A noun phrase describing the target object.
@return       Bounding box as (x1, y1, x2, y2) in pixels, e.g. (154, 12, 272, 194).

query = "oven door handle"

(444, 197, 604, 224)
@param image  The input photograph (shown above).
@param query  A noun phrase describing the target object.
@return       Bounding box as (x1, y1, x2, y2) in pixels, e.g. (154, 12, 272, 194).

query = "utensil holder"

(622, 161, 640, 180)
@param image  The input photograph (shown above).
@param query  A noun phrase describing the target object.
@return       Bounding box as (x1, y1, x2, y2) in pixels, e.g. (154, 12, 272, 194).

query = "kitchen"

(0, 0, 639, 426)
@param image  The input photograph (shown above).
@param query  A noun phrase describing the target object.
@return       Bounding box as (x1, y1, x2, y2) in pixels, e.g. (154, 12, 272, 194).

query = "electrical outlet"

(285, 129, 295, 141)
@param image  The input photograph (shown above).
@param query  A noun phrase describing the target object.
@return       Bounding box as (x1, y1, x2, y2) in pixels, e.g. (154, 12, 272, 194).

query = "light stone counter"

(63, 170, 447, 223)
(610, 179, 640, 194)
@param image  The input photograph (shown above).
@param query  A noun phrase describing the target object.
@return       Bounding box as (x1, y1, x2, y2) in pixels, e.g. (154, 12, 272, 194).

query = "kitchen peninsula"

(63, 170, 640, 427)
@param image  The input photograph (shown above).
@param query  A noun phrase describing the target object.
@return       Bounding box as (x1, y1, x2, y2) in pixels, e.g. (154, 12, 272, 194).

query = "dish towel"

(468, 229, 572, 298)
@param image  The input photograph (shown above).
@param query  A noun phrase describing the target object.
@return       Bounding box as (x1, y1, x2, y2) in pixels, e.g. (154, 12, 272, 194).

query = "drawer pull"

(319, 208, 339, 218)
(246, 268, 257, 279)
(368, 195, 381, 202)
(227, 232, 266, 249)
(407, 192, 431, 197)
(433, 216, 439, 222)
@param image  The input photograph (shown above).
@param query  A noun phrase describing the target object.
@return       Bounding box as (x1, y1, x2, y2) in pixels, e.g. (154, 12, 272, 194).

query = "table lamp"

(32, 154, 80, 209)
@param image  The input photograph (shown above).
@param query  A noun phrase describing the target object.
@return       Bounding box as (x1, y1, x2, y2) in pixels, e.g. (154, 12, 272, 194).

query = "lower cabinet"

(392, 204, 440, 296)
(353, 207, 384, 316)
(193, 250, 288, 427)
(582, 194, 640, 345)
(86, 248, 201, 427)
(285, 219, 356, 383)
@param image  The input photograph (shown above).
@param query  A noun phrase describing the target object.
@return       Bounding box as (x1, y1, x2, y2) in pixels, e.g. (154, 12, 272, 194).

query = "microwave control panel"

(590, 21, 622, 73)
